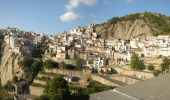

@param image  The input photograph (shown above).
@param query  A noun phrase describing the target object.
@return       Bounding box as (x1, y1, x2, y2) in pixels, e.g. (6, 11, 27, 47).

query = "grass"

(39, 71, 60, 77)
(35, 76, 50, 82)
(31, 83, 46, 88)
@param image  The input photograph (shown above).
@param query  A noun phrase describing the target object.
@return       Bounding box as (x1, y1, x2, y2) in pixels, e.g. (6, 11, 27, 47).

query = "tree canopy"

(161, 58, 170, 71)
(130, 54, 145, 70)
(75, 57, 84, 70)
(45, 75, 70, 100)
(43, 60, 59, 69)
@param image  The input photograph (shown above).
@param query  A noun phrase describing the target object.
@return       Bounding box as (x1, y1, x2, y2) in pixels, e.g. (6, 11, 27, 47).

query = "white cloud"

(66, 0, 81, 10)
(60, 11, 80, 22)
(60, 0, 98, 22)
(82, 0, 98, 6)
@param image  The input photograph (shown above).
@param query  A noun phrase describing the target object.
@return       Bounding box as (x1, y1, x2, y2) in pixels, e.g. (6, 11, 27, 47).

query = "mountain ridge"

(95, 12, 170, 39)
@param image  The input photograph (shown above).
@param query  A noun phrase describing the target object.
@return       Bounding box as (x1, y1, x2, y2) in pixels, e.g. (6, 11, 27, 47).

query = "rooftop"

(90, 73, 170, 100)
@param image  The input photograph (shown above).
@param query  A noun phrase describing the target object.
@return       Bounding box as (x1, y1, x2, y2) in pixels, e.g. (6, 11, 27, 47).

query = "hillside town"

(1, 25, 170, 99)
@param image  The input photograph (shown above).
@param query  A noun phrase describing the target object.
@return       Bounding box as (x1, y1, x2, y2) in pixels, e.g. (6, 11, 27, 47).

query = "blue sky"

(0, 0, 170, 34)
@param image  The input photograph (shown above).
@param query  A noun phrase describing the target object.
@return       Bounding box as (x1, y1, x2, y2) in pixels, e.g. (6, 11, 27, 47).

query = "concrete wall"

(30, 86, 44, 97)
(44, 69, 88, 78)
(90, 74, 120, 86)
(114, 67, 154, 79)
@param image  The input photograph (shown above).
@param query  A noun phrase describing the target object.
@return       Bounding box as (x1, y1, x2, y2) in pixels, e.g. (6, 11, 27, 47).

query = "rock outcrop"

(95, 12, 170, 39)
(0, 44, 24, 86)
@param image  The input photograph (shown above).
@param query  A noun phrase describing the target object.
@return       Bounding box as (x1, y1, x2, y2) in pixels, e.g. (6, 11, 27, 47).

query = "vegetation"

(4, 81, 15, 92)
(36, 76, 114, 100)
(147, 64, 155, 71)
(18, 56, 43, 83)
(32, 44, 44, 58)
(35, 76, 50, 82)
(44, 75, 70, 100)
(59, 61, 66, 69)
(161, 58, 170, 71)
(12, 76, 18, 83)
(106, 68, 118, 75)
(83, 81, 115, 95)
(50, 53, 56, 57)
(31, 83, 46, 88)
(59, 61, 77, 70)
(43, 60, 59, 69)
(0, 89, 13, 99)
(97, 12, 170, 38)
(39, 71, 57, 77)
(75, 57, 84, 70)
(34, 94, 50, 100)
(0, 31, 4, 63)
(99, 68, 117, 75)
(152, 58, 170, 76)
(153, 70, 161, 77)
(130, 54, 145, 70)
(120, 13, 141, 21)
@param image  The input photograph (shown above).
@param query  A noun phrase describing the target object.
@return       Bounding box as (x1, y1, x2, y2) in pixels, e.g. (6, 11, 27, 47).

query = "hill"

(95, 12, 170, 39)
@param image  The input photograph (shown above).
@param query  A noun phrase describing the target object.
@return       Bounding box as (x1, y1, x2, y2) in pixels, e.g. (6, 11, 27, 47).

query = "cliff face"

(95, 12, 170, 39)
(0, 44, 24, 86)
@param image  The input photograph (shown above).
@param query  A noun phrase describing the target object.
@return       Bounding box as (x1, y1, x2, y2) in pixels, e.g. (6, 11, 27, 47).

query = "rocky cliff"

(95, 12, 170, 39)
(0, 44, 24, 86)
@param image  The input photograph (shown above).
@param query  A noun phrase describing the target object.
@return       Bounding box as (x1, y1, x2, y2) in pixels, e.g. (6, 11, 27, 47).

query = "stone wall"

(44, 69, 87, 78)
(30, 86, 44, 97)
(90, 74, 122, 86)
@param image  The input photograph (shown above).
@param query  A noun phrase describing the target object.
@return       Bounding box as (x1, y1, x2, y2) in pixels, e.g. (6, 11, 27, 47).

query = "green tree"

(130, 54, 145, 70)
(45, 75, 69, 100)
(161, 58, 170, 71)
(32, 44, 44, 58)
(43, 60, 58, 69)
(75, 57, 84, 70)
(18, 57, 43, 83)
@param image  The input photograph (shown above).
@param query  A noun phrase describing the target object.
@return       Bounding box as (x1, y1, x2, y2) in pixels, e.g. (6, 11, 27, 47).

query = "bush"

(161, 58, 170, 71)
(147, 64, 155, 71)
(153, 70, 161, 77)
(50, 53, 56, 57)
(130, 54, 145, 70)
(83, 81, 115, 95)
(43, 60, 59, 69)
(65, 64, 76, 70)
(75, 57, 84, 70)
(12, 76, 18, 83)
(4, 81, 15, 92)
(105, 68, 117, 75)
(45, 75, 70, 100)
(32, 44, 44, 58)
(31, 83, 46, 88)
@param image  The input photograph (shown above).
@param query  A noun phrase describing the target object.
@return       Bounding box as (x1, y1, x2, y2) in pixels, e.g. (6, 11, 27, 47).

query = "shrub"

(12, 76, 18, 83)
(4, 81, 15, 92)
(153, 70, 161, 77)
(147, 64, 155, 71)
